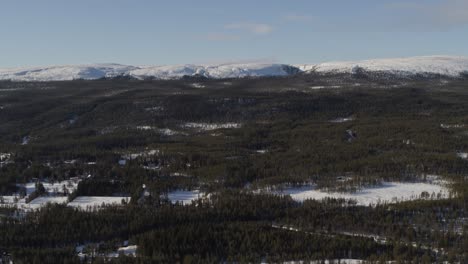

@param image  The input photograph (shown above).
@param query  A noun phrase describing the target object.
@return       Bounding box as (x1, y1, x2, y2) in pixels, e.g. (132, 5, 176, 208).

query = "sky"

(1, 0, 468, 67)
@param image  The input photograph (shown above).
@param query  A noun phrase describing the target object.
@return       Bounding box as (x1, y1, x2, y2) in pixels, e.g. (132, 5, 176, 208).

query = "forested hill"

(0, 75, 467, 263)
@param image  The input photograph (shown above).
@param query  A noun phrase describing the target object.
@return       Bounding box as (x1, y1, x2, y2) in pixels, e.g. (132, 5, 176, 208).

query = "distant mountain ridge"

(1, 56, 467, 81)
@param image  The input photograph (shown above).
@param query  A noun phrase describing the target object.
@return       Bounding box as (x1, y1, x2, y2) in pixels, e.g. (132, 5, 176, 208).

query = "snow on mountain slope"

(1, 56, 468, 81)
(204, 63, 293, 78)
(0, 64, 137, 81)
(128, 63, 293, 79)
(129, 64, 206, 80)
(0, 63, 294, 81)
(297, 56, 468, 76)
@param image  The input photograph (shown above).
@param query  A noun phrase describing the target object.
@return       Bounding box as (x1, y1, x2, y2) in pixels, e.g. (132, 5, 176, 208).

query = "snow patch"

(165, 190, 204, 205)
(440, 123, 464, 129)
(330, 117, 354, 123)
(269, 182, 449, 206)
(182, 122, 241, 131)
(68, 196, 130, 210)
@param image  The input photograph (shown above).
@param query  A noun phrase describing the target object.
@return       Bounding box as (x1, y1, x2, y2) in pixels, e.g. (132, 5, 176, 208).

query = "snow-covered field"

(0, 196, 27, 208)
(0, 179, 82, 210)
(0, 196, 68, 210)
(1, 194, 129, 211)
(166, 190, 204, 205)
(68, 196, 130, 210)
(20, 179, 79, 196)
(1, 196, 129, 211)
(26, 196, 69, 210)
(269, 182, 449, 206)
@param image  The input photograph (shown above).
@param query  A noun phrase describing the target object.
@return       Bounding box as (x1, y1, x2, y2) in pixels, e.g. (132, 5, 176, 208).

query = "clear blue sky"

(1, 0, 468, 67)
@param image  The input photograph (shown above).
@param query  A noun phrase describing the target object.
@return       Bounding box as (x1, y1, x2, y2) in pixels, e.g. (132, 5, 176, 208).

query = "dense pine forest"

(0, 73, 467, 263)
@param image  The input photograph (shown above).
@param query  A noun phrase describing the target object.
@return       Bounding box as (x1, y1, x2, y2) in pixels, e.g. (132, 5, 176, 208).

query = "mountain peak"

(1, 56, 468, 81)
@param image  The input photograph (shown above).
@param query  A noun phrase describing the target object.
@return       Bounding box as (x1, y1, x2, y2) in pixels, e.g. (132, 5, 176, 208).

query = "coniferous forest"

(0, 73, 467, 263)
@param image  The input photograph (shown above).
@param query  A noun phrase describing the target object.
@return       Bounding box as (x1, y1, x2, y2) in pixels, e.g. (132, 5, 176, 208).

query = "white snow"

(282, 260, 366, 264)
(77, 243, 137, 259)
(0, 196, 27, 208)
(271, 182, 449, 206)
(299, 55, 468, 77)
(309, 85, 342, 90)
(0, 153, 11, 160)
(329, 117, 355, 123)
(158, 128, 181, 136)
(20, 179, 79, 196)
(1, 191, 129, 211)
(129, 63, 292, 80)
(106, 245, 138, 258)
(21, 136, 30, 145)
(191, 83, 205, 88)
(182, 122, 241, 131)
(116, 245, 137, 257)
(2, 56, 468, 82)
(136, 126, 182, 136)
(0, 64, 137, 81)
(440, 123, 464, 129)
(1, 179, 80, 210)
(166, 190, 204, 205)
(26, 196, 68, 210)
(136, 126, 153, 130)
(68, 196, 130, 210)
(121, 149, 159, 160)
(0, 196, 68, 210)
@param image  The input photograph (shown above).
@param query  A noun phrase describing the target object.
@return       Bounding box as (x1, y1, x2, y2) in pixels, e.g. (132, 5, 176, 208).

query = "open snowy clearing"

(20, 180, 79, 195)
(77, 243, 137, 259)
(1, 195, 129, 211)
(68, 196, 130, 210)
(166, 190, 205, 205)
(26, 196, 69, 210)
(0, 196, 68, 210)
(269, 182, 449, 206)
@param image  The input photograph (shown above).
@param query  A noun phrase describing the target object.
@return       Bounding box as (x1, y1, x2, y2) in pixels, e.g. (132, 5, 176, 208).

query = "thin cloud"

(389, 0, 468, 30)
(283, 14, 314, 22)
(225, 22, 274, 35)
(201, 33, 241, 41)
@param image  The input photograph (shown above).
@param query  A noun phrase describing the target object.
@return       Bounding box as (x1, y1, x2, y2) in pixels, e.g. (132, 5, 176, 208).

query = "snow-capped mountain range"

(1, 56, 467, 81)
